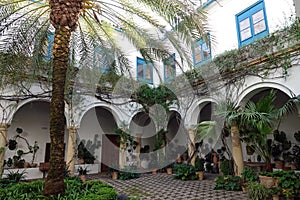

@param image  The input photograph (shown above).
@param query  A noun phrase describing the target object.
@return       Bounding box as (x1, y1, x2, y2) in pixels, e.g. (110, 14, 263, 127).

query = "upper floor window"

(44, 31, 54, 61)
(236, 0, 269, 47)
(137, 57, 153, 84)
(164, 54, 176, 82)
(193, 37, 211, 67)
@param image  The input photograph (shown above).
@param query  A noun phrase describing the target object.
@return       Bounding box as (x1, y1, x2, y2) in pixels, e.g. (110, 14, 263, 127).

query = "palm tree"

(240, 90, 299, 172)
(219, 90, 299, 175)
(0, 0, 208, 196)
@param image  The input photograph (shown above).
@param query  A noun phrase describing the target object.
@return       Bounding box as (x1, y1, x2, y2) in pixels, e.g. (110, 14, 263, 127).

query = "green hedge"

(0, 178, 117, 200)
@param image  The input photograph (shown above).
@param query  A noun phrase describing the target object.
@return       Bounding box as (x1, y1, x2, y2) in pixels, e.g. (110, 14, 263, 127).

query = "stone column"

(136, 134, 142, 168)
(188, 128, 196, 166)
(0, 123, 9, 178)
(66, 127, 77, 176)
(119, 136, 126, 169)
(231, 122, 244, 176)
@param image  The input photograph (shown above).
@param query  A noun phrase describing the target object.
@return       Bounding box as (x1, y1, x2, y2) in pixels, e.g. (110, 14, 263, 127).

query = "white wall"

(205, 0, 295, 57)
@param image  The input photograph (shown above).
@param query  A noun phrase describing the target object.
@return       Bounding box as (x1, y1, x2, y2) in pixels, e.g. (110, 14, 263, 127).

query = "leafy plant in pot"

(241, 167, 259, 192)
(271, 130, 292, 169)
(78, 166, 89, 182)
(195, 156, 205, 180)
(246, 181, 269, 200)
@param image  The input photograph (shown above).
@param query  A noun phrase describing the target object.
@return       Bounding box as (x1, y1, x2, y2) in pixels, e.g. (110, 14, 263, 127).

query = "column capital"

(0, 123, 10, 129)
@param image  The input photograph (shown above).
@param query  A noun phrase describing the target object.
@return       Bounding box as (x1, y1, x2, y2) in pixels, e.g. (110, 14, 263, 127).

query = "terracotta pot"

(272, 194, 279, 200)
(259, 175, 276, 188)
(274, 160, 284, 169)
(112, 171, 118, 180)
(242, 185, 247, 193)
(30, 163, 37, 168)
(152, 169, 157, 174)
(166, 168, 172, 175)
(24, 162, 30, 168)
(80, 175, 86, 182)
(213, 153, 218, 166)
(196, 171, 204, 180)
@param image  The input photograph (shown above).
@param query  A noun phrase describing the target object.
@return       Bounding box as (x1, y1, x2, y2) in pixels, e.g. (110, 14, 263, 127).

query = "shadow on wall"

(77, 134, 101, 164)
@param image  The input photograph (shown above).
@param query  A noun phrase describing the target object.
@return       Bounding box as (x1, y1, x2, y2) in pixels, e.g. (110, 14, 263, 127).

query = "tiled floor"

(89, 173, 248, 200)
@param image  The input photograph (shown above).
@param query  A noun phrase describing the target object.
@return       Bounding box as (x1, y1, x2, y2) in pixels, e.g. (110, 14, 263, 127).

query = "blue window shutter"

(45, 32, 54, 61)
(137, 57, 153, 84)
(193, 36, 211, 67)
(236, 0, 269, 47)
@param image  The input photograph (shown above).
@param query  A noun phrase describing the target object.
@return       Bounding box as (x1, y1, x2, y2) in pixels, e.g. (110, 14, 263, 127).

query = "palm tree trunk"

(231, 122, 244, 176)
(42, 26, 71, 196)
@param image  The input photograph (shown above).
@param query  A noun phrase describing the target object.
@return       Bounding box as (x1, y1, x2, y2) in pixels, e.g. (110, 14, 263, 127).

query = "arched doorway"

(78, 106, 118, 172)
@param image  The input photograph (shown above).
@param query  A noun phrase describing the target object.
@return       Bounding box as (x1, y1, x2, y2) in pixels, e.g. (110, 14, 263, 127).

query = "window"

(193, 38, 211, 67)
(137, 57, 153, 84)
(164, 54, 176, 82)
(236, 0, 269, 47)
(44, 31, 54, 61)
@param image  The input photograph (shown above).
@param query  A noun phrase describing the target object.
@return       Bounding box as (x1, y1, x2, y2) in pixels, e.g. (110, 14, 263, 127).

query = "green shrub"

(241, 167, 258, 182)
(246, 181, 268, 200)
(214, 175, 242, 191)
(0, 178, 119, 200)
(174, 163, 198, 181)
(0, 178, 17, 188)
(79, 187, 117, 200)
(5, 169, 27, 182)
(194, 157, 205, 171)
(220, 159, 233, 175)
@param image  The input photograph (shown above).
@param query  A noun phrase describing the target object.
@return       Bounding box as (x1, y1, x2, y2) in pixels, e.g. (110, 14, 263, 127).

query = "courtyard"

(88, 173, 248, 200)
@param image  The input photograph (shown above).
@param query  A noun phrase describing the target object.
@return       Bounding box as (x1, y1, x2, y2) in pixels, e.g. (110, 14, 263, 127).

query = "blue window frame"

(193, 37, 211, 67)
(201, 0, 215, 8)
(236, 0, 269, 47)
(163, 54, 176, 82)
(137, 57, 153, 84)
(44, 31, 54, 61)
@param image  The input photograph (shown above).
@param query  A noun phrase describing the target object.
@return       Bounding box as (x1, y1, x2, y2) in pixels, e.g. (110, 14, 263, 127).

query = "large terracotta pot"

(196, 171, 204, 180)
(259, 175, 277, 188)
(112, 171, 118, 180)
(166, 168, 172, 175)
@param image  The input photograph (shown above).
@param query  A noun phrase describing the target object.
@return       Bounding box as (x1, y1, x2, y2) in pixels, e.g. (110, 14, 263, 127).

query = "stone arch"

(77, 102, 123, 128)
(236, 84, 300, 163)
(185, 97, 217, 126)
(5, 100, 59, 167)
(77, 105, 120, 172)
(6, 98, 50, 124)
(237, 82, 295, 106)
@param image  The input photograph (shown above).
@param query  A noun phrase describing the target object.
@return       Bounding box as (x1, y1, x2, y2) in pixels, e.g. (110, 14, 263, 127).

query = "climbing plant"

(131, 84, 178, 113)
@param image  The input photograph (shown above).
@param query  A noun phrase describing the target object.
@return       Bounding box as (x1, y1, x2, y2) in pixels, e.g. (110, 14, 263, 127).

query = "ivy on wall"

(131, 84, 178, 113)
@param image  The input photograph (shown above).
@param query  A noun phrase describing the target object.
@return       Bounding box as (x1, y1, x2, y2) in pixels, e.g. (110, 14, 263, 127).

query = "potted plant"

(109, 163, 120, 180)
(246, 181, 269, 200)
(277, 170, 300, 200)
(269, 186, 281, 200)
(195, 156, 205, 180)
(78, 166, 88, 182)
(241, 167, 258, 192)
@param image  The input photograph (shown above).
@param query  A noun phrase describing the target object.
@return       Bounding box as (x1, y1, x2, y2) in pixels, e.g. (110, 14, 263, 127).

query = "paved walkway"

(92, 173, 248, 200)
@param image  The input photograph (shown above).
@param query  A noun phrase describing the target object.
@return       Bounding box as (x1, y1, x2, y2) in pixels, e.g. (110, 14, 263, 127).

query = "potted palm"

(78, 166, 88, 182)
(110, 163, 119, 180)
(195, 156, 205, 180)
